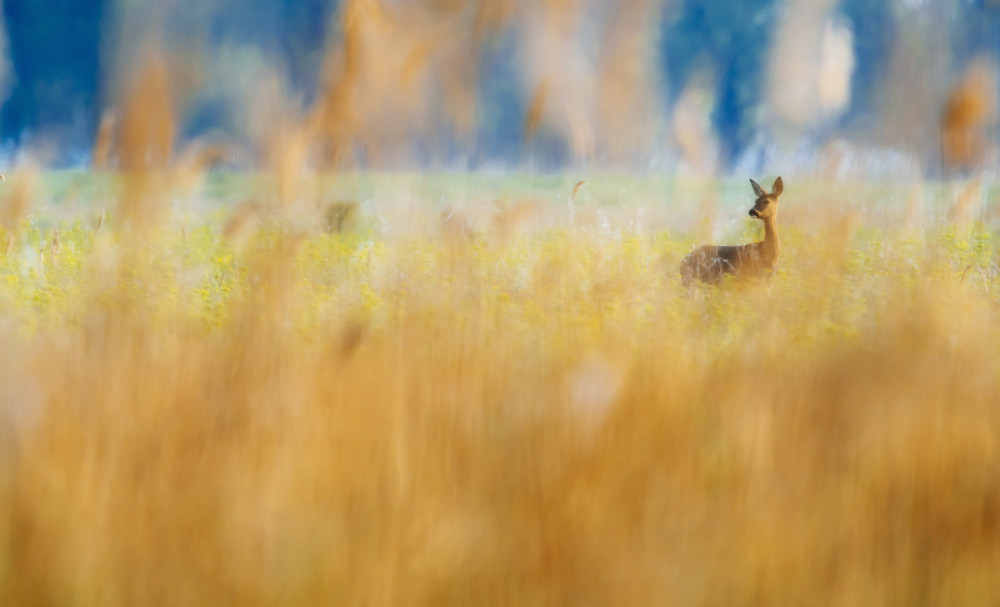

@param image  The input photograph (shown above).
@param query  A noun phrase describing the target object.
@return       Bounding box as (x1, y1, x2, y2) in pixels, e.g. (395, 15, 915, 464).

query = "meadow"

(1, 170, 999, 605)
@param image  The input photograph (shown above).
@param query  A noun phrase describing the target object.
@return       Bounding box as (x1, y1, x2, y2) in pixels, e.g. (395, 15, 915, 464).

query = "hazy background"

(0, 0, 998, 177)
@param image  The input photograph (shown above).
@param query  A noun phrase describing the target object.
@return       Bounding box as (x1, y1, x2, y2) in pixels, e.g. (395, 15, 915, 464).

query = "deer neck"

(761, 216, 779, 261)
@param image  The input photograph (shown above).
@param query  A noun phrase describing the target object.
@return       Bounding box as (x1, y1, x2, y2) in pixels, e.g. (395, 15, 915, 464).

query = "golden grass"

(0, 174, 999, 605)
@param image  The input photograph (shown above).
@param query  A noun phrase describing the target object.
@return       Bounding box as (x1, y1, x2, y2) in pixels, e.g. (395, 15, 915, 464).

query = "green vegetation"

(1, 173, 1000, 604)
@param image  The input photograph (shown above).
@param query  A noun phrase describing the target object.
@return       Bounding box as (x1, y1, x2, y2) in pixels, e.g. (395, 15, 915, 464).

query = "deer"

(680, 176, 783, 286)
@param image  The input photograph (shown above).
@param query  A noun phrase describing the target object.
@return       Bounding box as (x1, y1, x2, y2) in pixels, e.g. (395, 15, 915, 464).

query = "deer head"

(748, 176, 783, 220)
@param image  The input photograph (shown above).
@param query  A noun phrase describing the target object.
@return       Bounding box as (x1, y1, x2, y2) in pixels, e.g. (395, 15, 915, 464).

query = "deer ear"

(750, 179, 766, 197)
(771, 176, 783, 196)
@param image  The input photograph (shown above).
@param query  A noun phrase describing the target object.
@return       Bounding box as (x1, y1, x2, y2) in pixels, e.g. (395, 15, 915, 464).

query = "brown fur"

(681, 177, 783, 286)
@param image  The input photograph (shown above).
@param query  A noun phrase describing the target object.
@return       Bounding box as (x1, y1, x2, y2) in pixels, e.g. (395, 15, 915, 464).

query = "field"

(2, 170, 1000, 605)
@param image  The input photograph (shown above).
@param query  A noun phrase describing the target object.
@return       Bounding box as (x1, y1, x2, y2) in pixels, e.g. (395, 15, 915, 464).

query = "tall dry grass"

(1, 3, 999, 605)
(1, 172, 1000, 606)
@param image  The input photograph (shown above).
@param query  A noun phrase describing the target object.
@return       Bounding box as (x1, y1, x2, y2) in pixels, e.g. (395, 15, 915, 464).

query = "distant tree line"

(0, 0, 333, 159)
(0, 0, 998, 168)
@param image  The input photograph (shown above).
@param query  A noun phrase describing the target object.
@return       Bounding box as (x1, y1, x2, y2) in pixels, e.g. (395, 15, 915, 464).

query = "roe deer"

(680, 176, 784, 286)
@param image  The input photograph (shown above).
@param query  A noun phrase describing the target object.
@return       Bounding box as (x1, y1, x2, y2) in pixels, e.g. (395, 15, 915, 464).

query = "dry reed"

(1, 3, 999, 605)
(1, 174, 999, 606)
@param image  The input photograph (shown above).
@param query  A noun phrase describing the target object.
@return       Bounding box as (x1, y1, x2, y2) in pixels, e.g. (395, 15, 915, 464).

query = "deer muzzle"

(749, 209, 761, 218)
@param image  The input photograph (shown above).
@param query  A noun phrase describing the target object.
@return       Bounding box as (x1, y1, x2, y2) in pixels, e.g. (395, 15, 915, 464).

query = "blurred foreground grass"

(1, 172, 1000, 605)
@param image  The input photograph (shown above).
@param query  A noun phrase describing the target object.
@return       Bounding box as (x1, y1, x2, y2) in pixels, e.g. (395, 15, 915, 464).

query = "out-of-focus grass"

(1, 173, 1000, 605)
